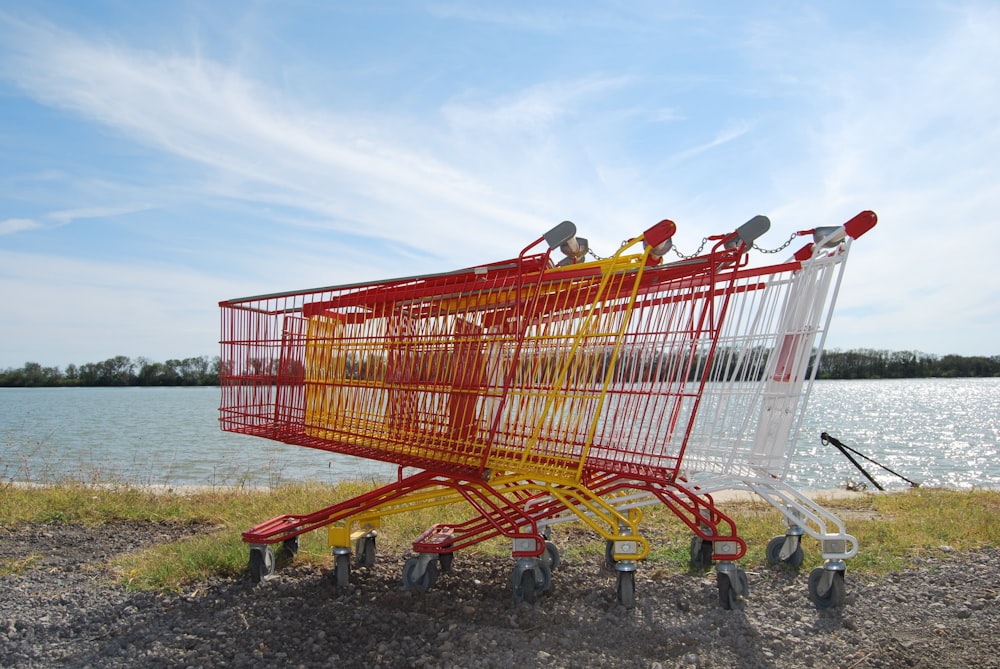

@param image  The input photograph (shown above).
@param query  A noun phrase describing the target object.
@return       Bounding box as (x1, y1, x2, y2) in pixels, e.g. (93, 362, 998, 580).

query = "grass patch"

(0, 481, 200, 526)
(719, 487, 1000, 574)
(1, 482, 996, 592)
(0, 554, 42, 576)
(115, 532, 250, 591)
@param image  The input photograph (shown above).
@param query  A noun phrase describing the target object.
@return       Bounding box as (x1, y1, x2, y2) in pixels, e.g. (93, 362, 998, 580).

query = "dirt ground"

(1, 520, 998, 668)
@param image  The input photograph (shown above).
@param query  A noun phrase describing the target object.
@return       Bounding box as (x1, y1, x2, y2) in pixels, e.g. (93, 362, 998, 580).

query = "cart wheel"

(604, 540, 616, 570)
(438, 550, 455, 573)
(765, 535, 804, 568)
(334, 553, 351, 588)
(511, 560, 551, 604)
(538, 559, 552, 593)
(616, 570, 636, 608)
(355, 536, 377, 568)
(808, 567, 846, 609)
(689, 536, 714, 569)
(402, 556, 438, 592)
(717, 568, 749, 610)
(540, 541, 561, 572)
(248, 545, 275, 584)
(282, 536, 300, 558)
(514, 568, 539, 604)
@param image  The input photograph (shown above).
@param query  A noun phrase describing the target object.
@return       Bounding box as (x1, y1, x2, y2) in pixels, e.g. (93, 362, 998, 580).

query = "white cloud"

(734, 4, 1000, 355)
(0, 249, 233, 365)
(668, 121, 754, 166)
(442, 76, 634, 134)
(0, 15, 551, 262)
(48, 204, 154, 225)
(0, 218, 42, 235)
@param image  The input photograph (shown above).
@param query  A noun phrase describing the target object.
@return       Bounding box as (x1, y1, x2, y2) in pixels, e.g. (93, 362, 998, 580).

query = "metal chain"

(586, 231, 800, 260)
(586, 238, 627, 261)
(674, 232, 800, 258)
(752, 232, 799, 255)
(670, 238, 709, 260)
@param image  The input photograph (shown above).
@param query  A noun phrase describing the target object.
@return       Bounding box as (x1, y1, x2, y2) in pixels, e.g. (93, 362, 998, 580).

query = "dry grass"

(1, 481, 996, 591)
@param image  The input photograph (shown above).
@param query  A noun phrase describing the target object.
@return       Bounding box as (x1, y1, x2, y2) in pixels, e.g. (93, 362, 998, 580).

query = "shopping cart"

(219, 214, 769, 604)
(527, 210, 878, 608)
(679, 210, 877, 608)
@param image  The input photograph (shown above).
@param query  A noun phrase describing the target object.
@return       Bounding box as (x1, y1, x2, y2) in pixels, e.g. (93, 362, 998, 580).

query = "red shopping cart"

(220, 215, 769, 604)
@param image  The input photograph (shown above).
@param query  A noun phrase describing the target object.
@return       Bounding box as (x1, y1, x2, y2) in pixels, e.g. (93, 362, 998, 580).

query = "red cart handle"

(844, 210, 877, 240)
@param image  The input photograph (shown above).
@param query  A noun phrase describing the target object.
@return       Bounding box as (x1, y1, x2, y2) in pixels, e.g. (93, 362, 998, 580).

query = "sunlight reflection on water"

(2, 379, 998, 490)
(789, 378, 1000, 490)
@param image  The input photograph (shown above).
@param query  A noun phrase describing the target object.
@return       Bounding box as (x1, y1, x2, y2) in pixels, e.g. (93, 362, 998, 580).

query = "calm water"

(0, 386, 398, 488)
(1, 380, 998, 491)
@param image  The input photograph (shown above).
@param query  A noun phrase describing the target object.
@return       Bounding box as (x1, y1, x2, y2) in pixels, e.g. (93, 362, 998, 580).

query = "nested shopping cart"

(677, 210, 876, 608)
(529, 210, 878, 608)
(219, 215, 770, 604)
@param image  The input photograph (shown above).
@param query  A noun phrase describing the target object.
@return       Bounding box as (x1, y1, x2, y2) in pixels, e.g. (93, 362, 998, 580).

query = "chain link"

(586, 238, 628, 261)
(752, 232, 799, 255)
(670, 238, 709, 260)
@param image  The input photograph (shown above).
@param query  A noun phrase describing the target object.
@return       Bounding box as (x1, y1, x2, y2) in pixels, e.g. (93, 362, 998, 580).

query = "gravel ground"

(1, 520, 997, 668)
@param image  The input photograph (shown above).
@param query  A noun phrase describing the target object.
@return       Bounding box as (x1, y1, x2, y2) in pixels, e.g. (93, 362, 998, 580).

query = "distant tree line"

(0, 356, 220, 387)
(1, 348, 997, 388)
(815, 349, 1000, 379)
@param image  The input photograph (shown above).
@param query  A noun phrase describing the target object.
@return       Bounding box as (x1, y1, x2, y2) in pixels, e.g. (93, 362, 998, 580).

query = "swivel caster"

(540, 541, 560, 571)
(689, 535, 714, 569)
(808, 565, 846, 608)
(616, 567, 636, 607)
(333, 550, 351, 588)
(355, 534, 377, 568)
(716, 564, 748, 610)
(402, 555, 439, 592)
(282, 536, 300, 557)
(248, 545, 275, 584)
(511, 558, 551, 604)
(765, 535, 804, 568)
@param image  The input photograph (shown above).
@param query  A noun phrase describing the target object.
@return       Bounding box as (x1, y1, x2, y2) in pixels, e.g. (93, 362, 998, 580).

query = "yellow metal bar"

(321, 471, 650, 561)
(514, 236, 657, 481)
(487, 473, 649, 561)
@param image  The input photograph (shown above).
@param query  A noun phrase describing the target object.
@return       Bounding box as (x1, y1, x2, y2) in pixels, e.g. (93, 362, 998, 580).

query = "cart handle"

(642, 218, 677, 264)
(794, 210, 878, 260)
(843, 210, 877, 239)
(543, 220, 578, 249)
(732, 214, 771, 248)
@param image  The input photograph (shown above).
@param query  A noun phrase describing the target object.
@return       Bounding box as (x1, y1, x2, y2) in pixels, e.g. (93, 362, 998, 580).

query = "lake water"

(1, 379, 998, 491)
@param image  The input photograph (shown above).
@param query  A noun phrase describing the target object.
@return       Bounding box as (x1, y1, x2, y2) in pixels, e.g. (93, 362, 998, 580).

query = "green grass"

(1, 481, 996, 592)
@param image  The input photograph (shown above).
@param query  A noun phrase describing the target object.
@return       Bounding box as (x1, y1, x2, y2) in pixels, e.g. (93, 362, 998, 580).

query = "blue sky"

(1, 1, 997, 369)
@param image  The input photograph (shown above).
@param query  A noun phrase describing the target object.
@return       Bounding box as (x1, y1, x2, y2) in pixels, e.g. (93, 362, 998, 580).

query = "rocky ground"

(0, 520, 997, 668)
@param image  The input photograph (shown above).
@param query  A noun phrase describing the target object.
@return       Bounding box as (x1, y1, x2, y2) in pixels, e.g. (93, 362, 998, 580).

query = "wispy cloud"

(0, 14, 553, 261)
(442, 76, 635, 135)
(0, 218, 42, 235)
(0, 11, 748, 266)
(48, 204, 154, 225)
(0, 205, 153, 236)
(790, 7, 1000, 352)
(0, 248, 241, 364)
(669, 121, 754, 165)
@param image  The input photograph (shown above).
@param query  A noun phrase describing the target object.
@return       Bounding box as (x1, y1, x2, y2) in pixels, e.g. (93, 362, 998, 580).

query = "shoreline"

(5, 478, 954, 500)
